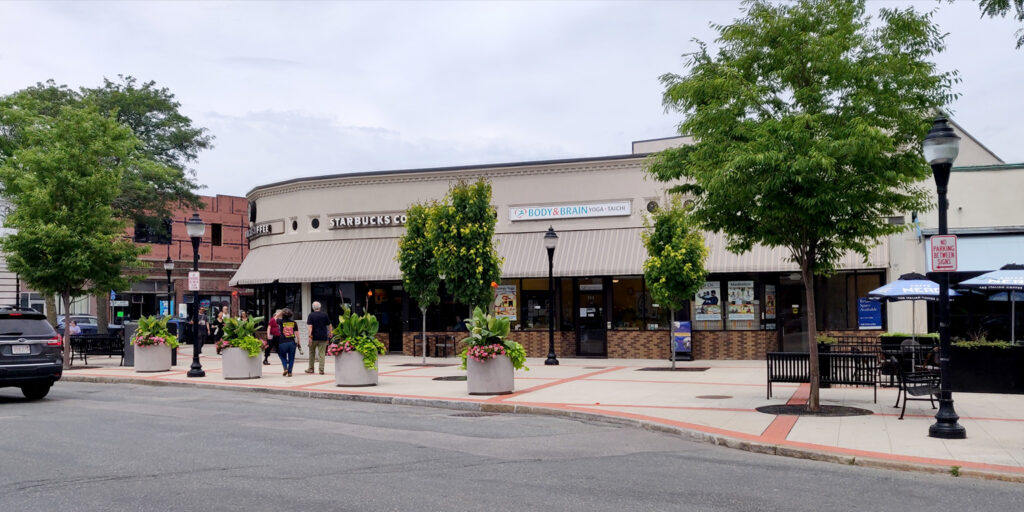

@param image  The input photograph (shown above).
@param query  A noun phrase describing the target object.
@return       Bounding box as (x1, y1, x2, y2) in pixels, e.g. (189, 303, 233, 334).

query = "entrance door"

(778, 283, 807, 352)
(577, 280, 607, 356)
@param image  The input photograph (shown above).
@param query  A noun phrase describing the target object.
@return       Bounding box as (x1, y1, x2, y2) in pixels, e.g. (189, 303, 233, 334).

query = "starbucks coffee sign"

(329, 213, 407, 229)
(246, 222, 274, 240)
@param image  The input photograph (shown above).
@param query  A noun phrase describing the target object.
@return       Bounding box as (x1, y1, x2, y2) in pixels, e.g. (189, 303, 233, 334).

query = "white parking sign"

(931, 235, 957, 271)
(188, 271, 201, 291)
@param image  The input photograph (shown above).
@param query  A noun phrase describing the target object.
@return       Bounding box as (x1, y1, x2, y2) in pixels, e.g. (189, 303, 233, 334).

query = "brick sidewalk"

(62, 347, 1024, 482)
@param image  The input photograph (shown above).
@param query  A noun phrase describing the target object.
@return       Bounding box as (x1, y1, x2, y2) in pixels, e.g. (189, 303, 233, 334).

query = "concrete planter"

(221, 347, 263, 380)
(134, 344, 172, 372)
(467, 355, 514, 395)
(335, 351, 378, 387)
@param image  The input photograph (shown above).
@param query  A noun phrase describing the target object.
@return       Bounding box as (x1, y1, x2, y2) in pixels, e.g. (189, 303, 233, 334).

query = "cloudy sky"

(1, 1, 1021, 197)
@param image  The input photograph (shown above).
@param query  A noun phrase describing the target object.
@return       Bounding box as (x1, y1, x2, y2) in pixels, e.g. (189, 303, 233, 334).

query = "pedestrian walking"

(277, 308, 303, 377)
(305, 301, 333, 375)
(195, 306, 210, 347)
(211, 308, 226, 344)
(265, 309, 282, 365)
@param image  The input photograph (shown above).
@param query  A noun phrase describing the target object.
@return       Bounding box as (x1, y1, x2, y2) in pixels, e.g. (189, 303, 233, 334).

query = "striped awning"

(230, 228, 888, 286)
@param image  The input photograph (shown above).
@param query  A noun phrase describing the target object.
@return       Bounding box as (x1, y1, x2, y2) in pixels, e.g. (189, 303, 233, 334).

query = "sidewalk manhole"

(637, 367, 710, 372)
(696, 395, 733, 400)
(450, 412, 498, 417)
(398, 363, 457, 367)
(756, 404, 874, 417)
(432, 375, 467, 381)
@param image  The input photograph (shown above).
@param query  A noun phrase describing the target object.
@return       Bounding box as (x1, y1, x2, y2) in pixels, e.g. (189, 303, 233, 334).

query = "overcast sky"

(1, 1, 1021, 197)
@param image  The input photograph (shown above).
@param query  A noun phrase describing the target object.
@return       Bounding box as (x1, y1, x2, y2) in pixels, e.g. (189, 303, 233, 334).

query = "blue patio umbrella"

(867, 272, 958, 340)
(960, 264, 1024, 342)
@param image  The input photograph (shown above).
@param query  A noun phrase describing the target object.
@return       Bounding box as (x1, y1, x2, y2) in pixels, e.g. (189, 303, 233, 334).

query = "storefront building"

(231, 124, 1020, 359)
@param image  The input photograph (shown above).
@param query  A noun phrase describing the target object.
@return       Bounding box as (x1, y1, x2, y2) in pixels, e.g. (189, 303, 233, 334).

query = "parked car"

(0, 307, 63, 399)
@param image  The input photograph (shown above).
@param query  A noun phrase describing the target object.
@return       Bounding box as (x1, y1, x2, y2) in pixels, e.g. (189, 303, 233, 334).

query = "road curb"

(61, 375, 1024, 484)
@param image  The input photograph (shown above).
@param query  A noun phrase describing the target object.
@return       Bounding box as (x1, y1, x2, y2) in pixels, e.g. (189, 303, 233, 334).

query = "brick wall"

(607, 330, 671, 359)
(693, 330, 777, 360)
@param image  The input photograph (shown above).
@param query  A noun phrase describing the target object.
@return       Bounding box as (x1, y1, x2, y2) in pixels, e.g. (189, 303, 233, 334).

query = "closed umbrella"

(959, 264, 1024, 342)
(867, 272, 958, 340)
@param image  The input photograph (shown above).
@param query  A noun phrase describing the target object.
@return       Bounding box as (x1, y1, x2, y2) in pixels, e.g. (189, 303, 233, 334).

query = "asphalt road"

(0, 383, 1020, 512)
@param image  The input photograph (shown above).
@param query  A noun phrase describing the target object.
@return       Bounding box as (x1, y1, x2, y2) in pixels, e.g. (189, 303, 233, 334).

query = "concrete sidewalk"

(62, 347, 1024, 482)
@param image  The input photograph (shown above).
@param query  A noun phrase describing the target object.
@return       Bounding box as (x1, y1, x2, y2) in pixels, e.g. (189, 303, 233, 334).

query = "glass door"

(577, 279, 607, 356)
(778, 283, 807, 352)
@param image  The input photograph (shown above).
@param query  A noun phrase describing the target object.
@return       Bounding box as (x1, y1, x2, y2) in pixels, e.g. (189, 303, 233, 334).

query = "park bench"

(889, 353, 940, 420)
(766, 351, 877, 402)
(69, 333, 124, 366)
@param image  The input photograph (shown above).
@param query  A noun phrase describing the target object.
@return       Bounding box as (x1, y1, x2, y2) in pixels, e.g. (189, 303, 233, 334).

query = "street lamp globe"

(185, 212, 206, 239)
(544, 226, 558, 250)
(163, 256, 174, 273)
(923, 117, 961, 169)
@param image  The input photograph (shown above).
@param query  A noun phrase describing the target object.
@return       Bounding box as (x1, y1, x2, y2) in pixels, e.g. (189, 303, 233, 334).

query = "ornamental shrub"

(132, 315, 179, 349)
(327, 306, 387, 370)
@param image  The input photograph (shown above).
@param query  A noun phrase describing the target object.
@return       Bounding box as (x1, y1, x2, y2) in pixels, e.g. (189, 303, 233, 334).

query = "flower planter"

(335, 351, 378, 387)
(221, 347, 262, 380)
(134, 344, 172, 372)
(950, 345, 1024, 394)
(467, 355, 514, 395)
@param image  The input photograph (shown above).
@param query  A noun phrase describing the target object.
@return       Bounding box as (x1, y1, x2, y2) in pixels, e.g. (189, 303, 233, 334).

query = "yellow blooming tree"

(432, 179, 502, 312)
(642, 198, 708, 367)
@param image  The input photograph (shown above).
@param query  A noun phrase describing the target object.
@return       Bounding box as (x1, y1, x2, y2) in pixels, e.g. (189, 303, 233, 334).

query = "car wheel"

(21, 383, 52, 400)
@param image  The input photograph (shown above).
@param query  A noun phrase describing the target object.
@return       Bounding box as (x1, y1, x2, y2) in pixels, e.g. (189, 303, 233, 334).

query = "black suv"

(0, 307, 62, 399)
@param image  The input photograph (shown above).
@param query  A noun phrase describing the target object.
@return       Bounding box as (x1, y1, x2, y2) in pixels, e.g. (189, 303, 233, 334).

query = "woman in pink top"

(264, 309, 282, 365)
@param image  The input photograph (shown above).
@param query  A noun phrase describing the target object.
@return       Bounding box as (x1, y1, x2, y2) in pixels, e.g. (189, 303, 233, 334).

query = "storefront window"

(522, 278, 551, 330)
(725, 280, 759, 330)
(612, 278, 643, 330)
(560, 278, 573, 331)
(644, 288, 671, 330)
(818, 271, 883, 330)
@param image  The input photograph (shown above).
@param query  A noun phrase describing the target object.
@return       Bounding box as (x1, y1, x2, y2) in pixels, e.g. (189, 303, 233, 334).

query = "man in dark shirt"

(305, 301, 333, 375)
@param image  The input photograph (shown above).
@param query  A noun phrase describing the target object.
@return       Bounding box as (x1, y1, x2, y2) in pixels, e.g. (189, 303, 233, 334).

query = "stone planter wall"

(221, 347, 262, 379)
(335, 351, 378, 387)
(466, 354, 514, 395)
(134, 344, 172, 372)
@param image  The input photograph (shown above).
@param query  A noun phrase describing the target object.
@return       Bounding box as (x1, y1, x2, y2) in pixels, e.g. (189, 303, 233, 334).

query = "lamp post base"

(544, 354, 559, 365)
(929, 400, 966, 439)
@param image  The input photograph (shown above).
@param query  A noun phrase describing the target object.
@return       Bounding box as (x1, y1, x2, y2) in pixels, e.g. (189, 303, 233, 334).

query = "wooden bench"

(766, 352, 877, 403)
(69, 333, 124, 366)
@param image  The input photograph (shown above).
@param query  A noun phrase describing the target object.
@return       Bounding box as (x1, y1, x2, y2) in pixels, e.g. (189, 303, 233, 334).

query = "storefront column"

(301, 282, 312, 319)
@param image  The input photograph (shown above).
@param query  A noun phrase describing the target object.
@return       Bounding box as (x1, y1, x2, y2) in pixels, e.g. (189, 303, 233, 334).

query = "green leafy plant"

(216, 315, 266, 357)
(952, 340, 1015, 350)
(459, 306, 528, 371)
(816, 335, 838, 345)
(132, 315, 179, 349)
(326, 306, 386, 370)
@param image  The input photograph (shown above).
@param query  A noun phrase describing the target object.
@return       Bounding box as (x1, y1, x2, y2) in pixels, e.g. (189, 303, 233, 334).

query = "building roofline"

(949, 119, 1005, 165)
(246, 153, 645, 197)
(952, 162, 1024, 172)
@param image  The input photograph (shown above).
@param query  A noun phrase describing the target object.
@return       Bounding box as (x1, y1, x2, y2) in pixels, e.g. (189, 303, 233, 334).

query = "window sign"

(672, 321, 692, 356)
(858, 298, 883, 330)
(494, 285, 517, 320)
(695, 282, 721, 321)
(727, 281, 756, 321)
(764, 285, 776, 320)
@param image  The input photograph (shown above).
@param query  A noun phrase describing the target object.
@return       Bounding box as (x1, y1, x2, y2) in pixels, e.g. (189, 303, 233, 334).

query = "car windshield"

(0, 319, 56, 336)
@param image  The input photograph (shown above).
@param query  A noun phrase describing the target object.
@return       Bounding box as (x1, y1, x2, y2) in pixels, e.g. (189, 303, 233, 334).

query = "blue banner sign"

(857, 298, 883, 330)
(672, 321, 692, 355)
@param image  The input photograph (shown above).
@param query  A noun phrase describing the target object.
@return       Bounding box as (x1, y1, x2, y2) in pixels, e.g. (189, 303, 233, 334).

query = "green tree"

(647, 0, 954, 410)
(432, 179, 503, 312)
(397, 201, 442, 363)
(0, 105, 148, 367)
(0, 76, 210, 231)
(978, 0, 1024, 48)
(642, 199, 708, 368)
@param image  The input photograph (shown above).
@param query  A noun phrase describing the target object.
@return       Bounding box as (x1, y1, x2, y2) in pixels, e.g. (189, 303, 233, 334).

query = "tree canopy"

(431, 179, 503, 311)
(646, 0, 956, 409)
(979, 0, 1024, 48)
(0, 76, 211, 232)
(642, 199, 708, 315)
(0, 105, 148, 366)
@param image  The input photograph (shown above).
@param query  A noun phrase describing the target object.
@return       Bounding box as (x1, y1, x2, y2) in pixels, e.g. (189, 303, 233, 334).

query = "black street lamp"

(544, 226, 559, 366)
(163, 255, 174, 317)
(185, 212, 206, 378)
(923, 116, 966, 439)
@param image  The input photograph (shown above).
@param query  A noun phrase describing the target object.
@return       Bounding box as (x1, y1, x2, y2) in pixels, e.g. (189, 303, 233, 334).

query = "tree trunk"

(96, 293, 110, 334)
(44, 295, 57, 326)
(61, 292, 73, 370)
(421, 306, 427, 365)
(670, 308, 676, 370)
(802, 262, 820, 411)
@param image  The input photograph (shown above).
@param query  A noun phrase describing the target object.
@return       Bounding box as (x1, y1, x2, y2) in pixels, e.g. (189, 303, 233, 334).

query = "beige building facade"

(231, 122, 1022, 359)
